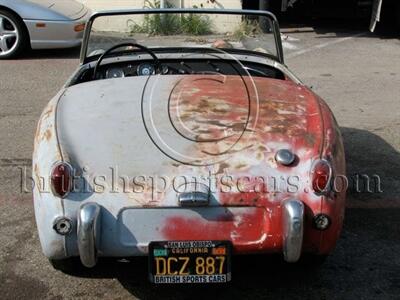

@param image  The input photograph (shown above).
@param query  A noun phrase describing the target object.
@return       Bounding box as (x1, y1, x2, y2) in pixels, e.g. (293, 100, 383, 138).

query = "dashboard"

(76, 59, 286, 83)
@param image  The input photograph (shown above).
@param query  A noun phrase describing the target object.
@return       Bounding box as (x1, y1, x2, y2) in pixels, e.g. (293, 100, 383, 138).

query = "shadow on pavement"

(280, 18, 399, 40)
(278, 0, 399, 40)
(341, 127, 400, 203)
(20, 47, 81, 60)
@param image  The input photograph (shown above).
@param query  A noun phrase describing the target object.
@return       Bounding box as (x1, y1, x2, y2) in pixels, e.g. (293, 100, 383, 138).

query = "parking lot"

(0, 25, 399, 299)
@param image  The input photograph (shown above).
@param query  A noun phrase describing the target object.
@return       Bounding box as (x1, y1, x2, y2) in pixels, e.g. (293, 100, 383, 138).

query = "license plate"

(148, 240, 232, 284)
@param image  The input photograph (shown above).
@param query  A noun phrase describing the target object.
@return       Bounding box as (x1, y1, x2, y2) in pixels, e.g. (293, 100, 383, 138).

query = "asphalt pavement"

(0, 25, 399, 299)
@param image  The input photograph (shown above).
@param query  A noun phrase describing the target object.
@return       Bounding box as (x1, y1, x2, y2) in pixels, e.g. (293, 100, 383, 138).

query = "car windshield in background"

(84, 9, 280, 61)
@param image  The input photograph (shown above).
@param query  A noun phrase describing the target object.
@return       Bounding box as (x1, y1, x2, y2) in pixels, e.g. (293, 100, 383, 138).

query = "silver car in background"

(0, 0, 90, 59)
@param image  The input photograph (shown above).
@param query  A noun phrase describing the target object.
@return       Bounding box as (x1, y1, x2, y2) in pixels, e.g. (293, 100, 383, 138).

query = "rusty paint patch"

(41, 105, 54, 121)
(33, 163, 42, 192)
(43, 129, 52, 141)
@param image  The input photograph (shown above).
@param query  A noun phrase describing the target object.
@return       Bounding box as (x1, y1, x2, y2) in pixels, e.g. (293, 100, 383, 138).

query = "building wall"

(80, 0, 243, 32)
(78, 0, 242, 11)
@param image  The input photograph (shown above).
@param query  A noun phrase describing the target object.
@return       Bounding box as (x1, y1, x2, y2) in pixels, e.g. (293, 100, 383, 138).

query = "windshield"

(82, 9, 283, 63)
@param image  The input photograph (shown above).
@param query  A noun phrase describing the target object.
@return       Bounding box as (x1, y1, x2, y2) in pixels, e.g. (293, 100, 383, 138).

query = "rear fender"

(33, 90, 68, 259)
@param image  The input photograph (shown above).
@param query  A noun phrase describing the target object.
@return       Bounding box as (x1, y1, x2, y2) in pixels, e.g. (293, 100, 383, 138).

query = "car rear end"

(32, 9, 346, 283)
(33, 75, 345, 284)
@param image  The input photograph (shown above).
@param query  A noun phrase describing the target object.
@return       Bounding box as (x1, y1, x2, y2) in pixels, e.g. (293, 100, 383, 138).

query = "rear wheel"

(0, 10, 28, 59)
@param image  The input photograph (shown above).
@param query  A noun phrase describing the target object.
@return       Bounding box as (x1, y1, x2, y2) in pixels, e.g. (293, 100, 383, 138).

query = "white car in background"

(0, 0, 90, 59)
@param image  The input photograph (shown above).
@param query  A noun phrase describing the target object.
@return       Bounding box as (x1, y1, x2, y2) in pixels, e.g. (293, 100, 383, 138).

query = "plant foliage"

(128, 0, 213, 36)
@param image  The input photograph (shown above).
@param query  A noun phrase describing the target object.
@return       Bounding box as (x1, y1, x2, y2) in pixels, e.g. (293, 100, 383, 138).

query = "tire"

(0, 9, 29, 59)
(49, 258, 84, 275)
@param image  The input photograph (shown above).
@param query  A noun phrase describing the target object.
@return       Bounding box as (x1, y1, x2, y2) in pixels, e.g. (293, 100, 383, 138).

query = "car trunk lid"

(57, 75, 323, 207)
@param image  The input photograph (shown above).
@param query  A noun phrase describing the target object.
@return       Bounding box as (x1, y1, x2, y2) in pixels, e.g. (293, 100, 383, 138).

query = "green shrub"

(128, 1, 213, 36)
(181, 13, 212, 35)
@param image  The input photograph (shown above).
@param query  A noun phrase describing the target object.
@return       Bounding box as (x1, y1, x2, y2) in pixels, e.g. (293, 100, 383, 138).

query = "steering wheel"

(93, 43, 160, 80)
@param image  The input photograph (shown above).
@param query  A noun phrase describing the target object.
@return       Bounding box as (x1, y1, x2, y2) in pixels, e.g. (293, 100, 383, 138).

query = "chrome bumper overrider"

(77, 203, 101, 268)
(282, 199, 304, 262)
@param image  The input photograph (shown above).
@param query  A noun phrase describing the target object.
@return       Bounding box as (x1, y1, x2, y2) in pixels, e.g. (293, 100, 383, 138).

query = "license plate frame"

(148, 240, 232, 284)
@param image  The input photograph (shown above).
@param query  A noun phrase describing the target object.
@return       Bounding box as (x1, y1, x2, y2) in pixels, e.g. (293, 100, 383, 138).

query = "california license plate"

(148, 240, 232, 284)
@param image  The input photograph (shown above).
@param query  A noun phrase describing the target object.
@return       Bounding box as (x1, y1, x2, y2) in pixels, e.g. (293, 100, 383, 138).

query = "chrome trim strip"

(77, 202, 101, 268)
(178, 182, 210, 207)
(282, 199, 304, 263)
(178, 192, 210, 207)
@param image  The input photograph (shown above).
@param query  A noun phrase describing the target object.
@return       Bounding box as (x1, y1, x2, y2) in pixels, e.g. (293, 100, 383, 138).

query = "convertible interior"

(73, 59, 285, 83)
(69, 44, 286, 86)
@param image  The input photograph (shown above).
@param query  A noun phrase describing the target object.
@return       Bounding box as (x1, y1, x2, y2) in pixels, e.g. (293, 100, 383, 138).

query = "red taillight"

(311, 160, 332, 194)
(51, 162, 72, 198)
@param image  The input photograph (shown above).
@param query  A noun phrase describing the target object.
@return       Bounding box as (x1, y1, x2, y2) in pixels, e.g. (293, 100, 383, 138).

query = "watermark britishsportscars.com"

(19, 165, 383, 198)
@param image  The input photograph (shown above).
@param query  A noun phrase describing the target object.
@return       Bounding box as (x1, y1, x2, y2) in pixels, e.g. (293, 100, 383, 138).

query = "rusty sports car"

(33, 9, 346, 283)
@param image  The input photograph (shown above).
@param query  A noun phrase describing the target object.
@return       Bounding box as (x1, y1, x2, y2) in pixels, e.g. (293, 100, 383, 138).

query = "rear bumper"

(76, 200, 304, 268)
